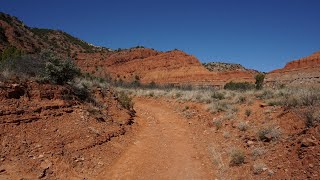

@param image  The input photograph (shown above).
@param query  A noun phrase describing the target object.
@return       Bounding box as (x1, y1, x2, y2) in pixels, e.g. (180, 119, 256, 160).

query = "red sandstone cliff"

(266, 51, 320, 86)
(76, 48, 257, 87)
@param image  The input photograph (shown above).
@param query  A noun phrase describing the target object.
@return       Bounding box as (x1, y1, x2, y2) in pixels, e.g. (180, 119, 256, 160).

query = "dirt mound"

(266, 51, 320, 86)
(0, 80, 134, 179)
(76, 48, 257, 87)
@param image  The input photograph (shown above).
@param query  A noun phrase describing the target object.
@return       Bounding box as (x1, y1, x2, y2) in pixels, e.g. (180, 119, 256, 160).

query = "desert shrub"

(253, 162, 267, 175)
(211, 91, 225, 100)
(223, 131, 231, 139)
(245, 109, 252, 117)
(209, 101, 231, 113)
(237, 95, 246, 104)
(0, 26, 7, 43)
(0, 53, 48, 80)
(237, 122, 249, 131)
(304, 109, 320, 128)
(213, 119, 223, 130)
(251, 147, 266, 159)
(255, 73, 265, 90)
(257, 126, 281, 142)
(1, 46, 22, 61)
(42, 51, 80, 84)
(148, 81, 157, 89)
(230, 149, 245, 166)
(117, 91, 134, 110)
(70, 81, 91, 101)
(266, 99, 283, 106)
(173, 92, 182, 98)
(255, 89, 274, 99)
(224, 81, 255, 91)
(223, 111, 236, 120)
(0, 13, 14, 25)
(280, 88, 320, 108)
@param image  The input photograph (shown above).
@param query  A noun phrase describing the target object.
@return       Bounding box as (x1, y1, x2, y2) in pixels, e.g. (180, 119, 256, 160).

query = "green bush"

(117, 91, 134, 110)
(42, 51, 80, 84)
(255, 73, 265, 90)
(1, 46, 22, 61)
(305, 110, 320, 128)
(0, 26, 7, 43)
(211, 91, 225, 100)
(224, 81, 255, 91)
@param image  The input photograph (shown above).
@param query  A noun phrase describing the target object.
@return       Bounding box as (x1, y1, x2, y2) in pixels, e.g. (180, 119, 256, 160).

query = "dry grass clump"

(263, 87, 320, 108)
(237, 95, 247, 104)
(211, 91, 225, 100)
(255, 89, 274, 99)
(116, 91, 134, 110)
(237, 122, 249, 131)
(245, 109, 252, 117)
(207, 100, 234, 114)
(213, 119, 223, 130)
(252, 162, 267, 175)
(229, 148, 245, 166)
(251, 147, 266, 159)
(223, 131, 231, 139)
(304, 108, 320, 128)
(257, 126, 281, 142)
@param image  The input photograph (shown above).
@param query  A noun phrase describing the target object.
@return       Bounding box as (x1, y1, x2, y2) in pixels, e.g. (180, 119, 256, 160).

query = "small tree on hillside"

(255, 73, 265, 90)
(1, 46, 22, 61)
(41, 50, 80, 85)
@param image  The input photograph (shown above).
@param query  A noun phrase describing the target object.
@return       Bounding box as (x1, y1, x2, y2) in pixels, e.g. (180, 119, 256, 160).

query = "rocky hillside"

(266, 51, 320, 86)
(0, 79, 135, 179)
(76, 48, 257, 87)
(203, 62, 259, 74)
(204, 62, 246, 72)
(0, 12, 109, 56)
(0, 12, 257, 87)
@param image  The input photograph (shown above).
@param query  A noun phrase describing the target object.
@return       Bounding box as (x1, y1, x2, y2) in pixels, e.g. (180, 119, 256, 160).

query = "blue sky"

(1, 0, 319, 72)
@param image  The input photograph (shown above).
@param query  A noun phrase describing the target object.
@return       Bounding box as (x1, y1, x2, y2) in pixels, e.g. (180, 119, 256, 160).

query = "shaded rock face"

(76, 48, 257, 87)
(266, 51, 320, 86)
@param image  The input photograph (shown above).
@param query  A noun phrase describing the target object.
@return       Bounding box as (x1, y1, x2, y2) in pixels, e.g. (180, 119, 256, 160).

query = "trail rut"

(99, 98, 213, 180)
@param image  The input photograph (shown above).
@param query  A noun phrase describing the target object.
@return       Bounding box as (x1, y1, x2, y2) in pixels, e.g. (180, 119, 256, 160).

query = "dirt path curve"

(98, 98, 213, 180)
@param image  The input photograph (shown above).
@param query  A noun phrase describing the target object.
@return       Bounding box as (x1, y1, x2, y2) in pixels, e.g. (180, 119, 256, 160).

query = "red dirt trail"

(98, 98, 214, 180)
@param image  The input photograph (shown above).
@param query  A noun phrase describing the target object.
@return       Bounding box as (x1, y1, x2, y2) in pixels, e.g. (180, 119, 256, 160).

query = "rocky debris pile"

(0, 80, 135, 179)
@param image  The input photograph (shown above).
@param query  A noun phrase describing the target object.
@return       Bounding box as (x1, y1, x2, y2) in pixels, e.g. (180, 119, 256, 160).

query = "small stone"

(262, 167, 268, 171)
(285, 169, 288, 172)
(309, 164, 314, 168)
(264, 133, 273, 142)
(260, 103, 268, 107)
(38, 154, 44, 159)
(301, 138, 316, 147)
(40, 160, 52, 169)
(247, 141, 254, 145)
(0, 158, 4, 162)
(0, 169, 5, 173)
(268, 170, 274, 176)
